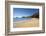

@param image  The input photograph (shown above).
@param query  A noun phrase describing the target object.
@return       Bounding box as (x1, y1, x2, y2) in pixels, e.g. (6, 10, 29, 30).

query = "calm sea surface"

(13, 18, 32, 22)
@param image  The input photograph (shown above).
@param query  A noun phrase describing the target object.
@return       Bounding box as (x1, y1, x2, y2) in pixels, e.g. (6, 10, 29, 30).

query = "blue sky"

(13, 8, 39, 18)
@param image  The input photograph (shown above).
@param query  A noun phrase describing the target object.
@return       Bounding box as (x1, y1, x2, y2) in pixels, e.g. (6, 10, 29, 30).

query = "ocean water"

(13, 18, 32, 22)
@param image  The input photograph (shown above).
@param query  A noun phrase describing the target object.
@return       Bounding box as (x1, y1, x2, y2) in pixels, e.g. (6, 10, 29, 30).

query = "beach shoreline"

(13, 18, 39, 28)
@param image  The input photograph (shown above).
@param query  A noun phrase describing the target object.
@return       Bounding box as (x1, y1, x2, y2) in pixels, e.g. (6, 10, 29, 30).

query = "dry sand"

(13, 18, 39, 28)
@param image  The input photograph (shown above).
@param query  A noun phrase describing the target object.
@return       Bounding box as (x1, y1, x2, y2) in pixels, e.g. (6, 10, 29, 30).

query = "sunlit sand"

(13, 18, 39, 28)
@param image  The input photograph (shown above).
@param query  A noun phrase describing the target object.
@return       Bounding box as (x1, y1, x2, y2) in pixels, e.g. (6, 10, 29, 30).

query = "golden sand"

(13, 18, 39, 28)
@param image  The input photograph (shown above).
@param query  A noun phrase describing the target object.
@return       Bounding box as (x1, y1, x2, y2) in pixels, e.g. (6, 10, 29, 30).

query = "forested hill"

(32, 12, 39, 18)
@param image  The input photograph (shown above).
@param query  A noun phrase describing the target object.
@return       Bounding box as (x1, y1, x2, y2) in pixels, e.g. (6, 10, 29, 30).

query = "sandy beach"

(13, 18, 39, 28)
